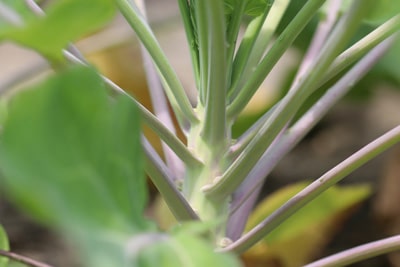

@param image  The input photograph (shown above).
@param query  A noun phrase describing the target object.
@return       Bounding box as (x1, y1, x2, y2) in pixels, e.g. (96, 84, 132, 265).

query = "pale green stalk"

(321, 14, 400, 86)
(231, 15, 400, 162)
(204, 0, 372, 200)
(197, 0, 228, 146)
(229, 11, 269, 98)
(181, 0, 231, 238)
(305, 235, 400, 267)
(229, 0, 290, 101)
(115, 0, 198, 124)
(227, 0, 326, 119)
(222, 125, 400, 253)
(135, 0, 184, 179)
(225, 0, 247, 88)
(193, 0, 209, 105)
(142, 138, 199, 222)
(177, 0, 200, 89)
(227, 35, 397, 239)
(291, 0, 341, 87)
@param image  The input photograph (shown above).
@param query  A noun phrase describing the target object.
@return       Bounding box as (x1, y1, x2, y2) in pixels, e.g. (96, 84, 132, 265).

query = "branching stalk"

(229, 0, 289, 100)
(321, 14, 400, 86)
(227, 0, 326, 118)
(205, 0, 371, 200)
(134, 0, 184, 179)
(142, 137, 199, 222)
(226, 35, 397, 239)
(115, 0, 198, 124)
(222, 125, 400, 254)
(291, 0, 341, 87)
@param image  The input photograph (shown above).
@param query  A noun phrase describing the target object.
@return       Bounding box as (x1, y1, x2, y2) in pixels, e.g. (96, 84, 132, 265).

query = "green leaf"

(0, 66, 150, 266)
(0, 225, 9, 267)
(131, 230, 243, 267)
(0, 0, 116, 62)
(244, 182, 371, 267)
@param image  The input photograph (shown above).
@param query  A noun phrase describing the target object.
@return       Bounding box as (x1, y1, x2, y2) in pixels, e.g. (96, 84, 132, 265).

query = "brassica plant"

(0, 0, 399, 266)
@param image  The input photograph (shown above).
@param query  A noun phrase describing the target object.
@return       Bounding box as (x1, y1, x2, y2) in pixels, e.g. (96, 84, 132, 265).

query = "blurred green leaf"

(0, 0, 115, 61)
(364, 1, 400, 25)
(0, 225, 9, 267)
(322, 0, 400, 25)
(132, 230, 243, 267)
(244, 182, 371, 267)
(224, 0, 272, 17)
(376, 37, 400, 85)
(0, 65, 150, 266)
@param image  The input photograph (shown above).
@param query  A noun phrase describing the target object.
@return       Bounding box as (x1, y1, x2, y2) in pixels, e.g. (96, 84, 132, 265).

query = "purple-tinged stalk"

(305, 234, 400, 267)
(226, 32, 399, 241)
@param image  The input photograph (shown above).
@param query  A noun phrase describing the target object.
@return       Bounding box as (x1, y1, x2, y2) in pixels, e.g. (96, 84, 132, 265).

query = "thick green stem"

(183, 121, 230, 240)
(181, 1, 231, 239)
(196, 0, 228, 147)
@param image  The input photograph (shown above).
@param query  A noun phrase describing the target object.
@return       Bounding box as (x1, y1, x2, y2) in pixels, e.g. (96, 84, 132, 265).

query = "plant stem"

(320, 14, 400, 87)
(304, 235, 400, 267)
(227, 0, 326, 119)
(0, 250, 53, 267)
(115, 0, 198, 124)
(196, 0, 228, 147)
(177, 0, 200, 89)
(135, 0, 184, 179)
(142, 137, 199, 222)
(227, 35, 397, 239)
(205, 0, 371, 200)
(181, 1, 232, 237)
(291, 0, 341, 87)
(225, 0, 247, 88)
(222, 125, 400, 254)
(229, 0, 289, 101)
(229, 104, 278, 160)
